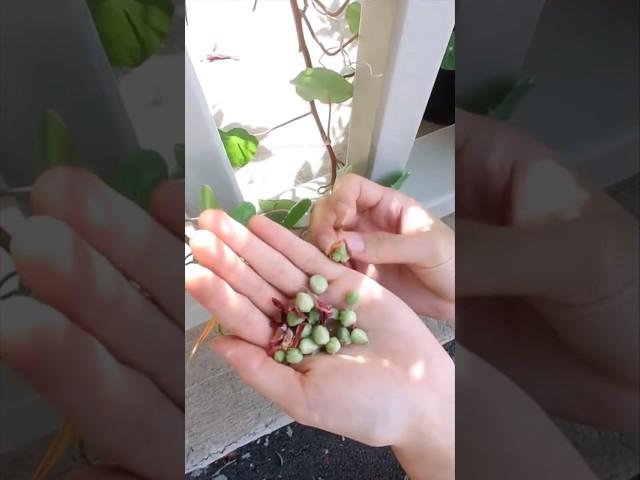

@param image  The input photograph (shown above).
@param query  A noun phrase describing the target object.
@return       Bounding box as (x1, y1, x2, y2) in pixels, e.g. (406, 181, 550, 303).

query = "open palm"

(186, 210, 453, 448)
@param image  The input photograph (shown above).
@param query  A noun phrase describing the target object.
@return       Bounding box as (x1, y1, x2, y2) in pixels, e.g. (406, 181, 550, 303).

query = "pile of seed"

(267, 273, 368, 365)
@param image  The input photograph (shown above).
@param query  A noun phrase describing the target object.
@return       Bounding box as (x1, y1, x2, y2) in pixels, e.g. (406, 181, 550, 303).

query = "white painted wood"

(403, 125, 455, 218)
(366, 0, 454, 182)
(185, 45, 243, 217)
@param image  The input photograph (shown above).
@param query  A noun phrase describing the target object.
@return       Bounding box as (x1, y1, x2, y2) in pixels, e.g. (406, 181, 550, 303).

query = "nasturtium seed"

(299, 337, 320, 355)
(345, 290, 359, 306)
(339, 309, 357, 327)
(312, 325, 331, 346)
(351, 328, 369, 345)
(325, 337, 341, 355)
(296, 292, 315, 313)
(336, 326, 352, 345)
(273, 350, 286, 363)
(287, 311, 305, 327)
(308, 309, 320, 325)
(330, 307, 339, 320)
(301, 323, 313, 338)
(286, 348, 304, 364)
(309, 274, 328, 295)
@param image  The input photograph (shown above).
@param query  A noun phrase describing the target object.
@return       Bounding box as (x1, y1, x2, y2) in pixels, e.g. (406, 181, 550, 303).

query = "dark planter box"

(424, 68, 455, 125)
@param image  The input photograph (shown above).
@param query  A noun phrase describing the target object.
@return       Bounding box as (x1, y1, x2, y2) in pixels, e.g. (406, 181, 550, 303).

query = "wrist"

(393, 356, 455, 480)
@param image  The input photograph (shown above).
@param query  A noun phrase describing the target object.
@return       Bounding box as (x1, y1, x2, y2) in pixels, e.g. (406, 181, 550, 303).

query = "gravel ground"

(186, 341, 455, 480)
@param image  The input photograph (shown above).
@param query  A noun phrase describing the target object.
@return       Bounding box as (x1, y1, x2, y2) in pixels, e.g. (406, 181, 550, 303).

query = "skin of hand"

(307, 174, 455, 322)
(455, 109, 639, 432)
(0, 167, 184, 480)
(186, 209, 454, 480)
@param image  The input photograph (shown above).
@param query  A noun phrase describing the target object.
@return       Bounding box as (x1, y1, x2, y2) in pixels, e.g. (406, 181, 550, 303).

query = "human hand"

(0, 167, 184, 480)
(186, 210, 454, 479)
(307, 174, 455, 321)
(455, 109, 639, 431)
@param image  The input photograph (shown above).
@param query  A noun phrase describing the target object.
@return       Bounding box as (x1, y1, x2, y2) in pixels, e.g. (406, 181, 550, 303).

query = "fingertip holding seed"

(296, 292, 315, 313)
(309, 274, 328, 294)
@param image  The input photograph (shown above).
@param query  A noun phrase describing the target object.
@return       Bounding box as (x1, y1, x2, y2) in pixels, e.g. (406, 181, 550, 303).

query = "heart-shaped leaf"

(37, 110, 83, 171)
(231, 201, 257, 226)
(282, 198, 312, 229)
(109, 149, 168, 208)
(346, 2, 361, 35)
(218, 128, 259, 168)
(441, 31, 455, 71)
(200, 185, 220, 211)
(87, 0, 174, 67)
(291, 68, 353, 104)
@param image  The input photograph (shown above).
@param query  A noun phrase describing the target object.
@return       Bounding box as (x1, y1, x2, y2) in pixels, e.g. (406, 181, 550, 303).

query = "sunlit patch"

(409, 361, 425, 380)
(516, 159, 591, 225)
(380, 358, 391, 367)
(403, 205, 434, 233)
(337, 354, 367, 364)
(365, 263, 378, 279)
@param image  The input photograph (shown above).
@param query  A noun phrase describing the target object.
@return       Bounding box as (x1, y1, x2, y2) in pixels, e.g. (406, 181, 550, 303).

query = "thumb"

(340, 230, 451, 267)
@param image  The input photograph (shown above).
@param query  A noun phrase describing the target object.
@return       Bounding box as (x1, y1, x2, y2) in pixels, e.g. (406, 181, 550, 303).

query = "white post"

(185, 46, 243, 217)
(367, 0, 454, 182)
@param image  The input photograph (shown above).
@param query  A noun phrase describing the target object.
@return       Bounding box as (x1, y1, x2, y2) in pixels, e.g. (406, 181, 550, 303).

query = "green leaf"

(282, 198, 312, 229)
(173, 143, 185, 179)
(258, 199, 297, 213)
(441, 31, 455, 71)
(264, 210, 288, 224)
(87, 0, 174, 67)
(379, 170, 411, 190)
(218, 128, 259, 168)
(200, 185, 220, 211)
(346, 2, 361, 35)
(231, 202, 257, 226)
(109, 149, 168, 208)
(488, 77, 535, 120)
(291, 68, 353, 104)
(37, 110, 83, 171)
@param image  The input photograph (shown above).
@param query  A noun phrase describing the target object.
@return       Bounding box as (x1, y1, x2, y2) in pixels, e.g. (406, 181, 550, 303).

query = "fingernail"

(341, 231, 365, 253)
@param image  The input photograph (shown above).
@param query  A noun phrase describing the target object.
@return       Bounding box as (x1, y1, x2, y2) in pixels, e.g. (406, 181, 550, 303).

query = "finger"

(189, 229, 285, 315)
(10, 215, 183, 407)
(210, 335, 310, 423)
(0, 297, 183, 480)
(307, 196, 339, 256)
(67, 466, 141, 480)
(31, 167, 183, 322)
(185, 263, 272, 346)
(149, 180, 184, 238)
(249, 214, 343, 280)
(198, 209, 308, 296)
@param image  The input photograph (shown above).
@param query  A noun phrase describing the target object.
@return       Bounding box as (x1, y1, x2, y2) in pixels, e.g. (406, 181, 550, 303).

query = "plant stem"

(301, 11, 358, 56)
(256, 111, 312, 137)
(289, 0, 338, 188)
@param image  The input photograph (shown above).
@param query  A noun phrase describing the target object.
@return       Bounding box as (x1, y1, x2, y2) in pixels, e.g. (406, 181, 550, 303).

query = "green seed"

(325, 337, 341, 354)
(330, 307, 339, 320)
(339, 309, 357, 327)
(301, 323, 313, 338)
(345, 290, 359, 306)
(308, 309, 320, 325)
(336, 326, 352, 345)
(296, 292, 315, 313)
(312, 325, 331, 346)
(351, 328, 369, 345)
(286, 348, 304, 364)
(287, 311, 304, 327)
(299, 337, 320, 355)
(309, 274, 328, 295)
(273, 350, 286, 363)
